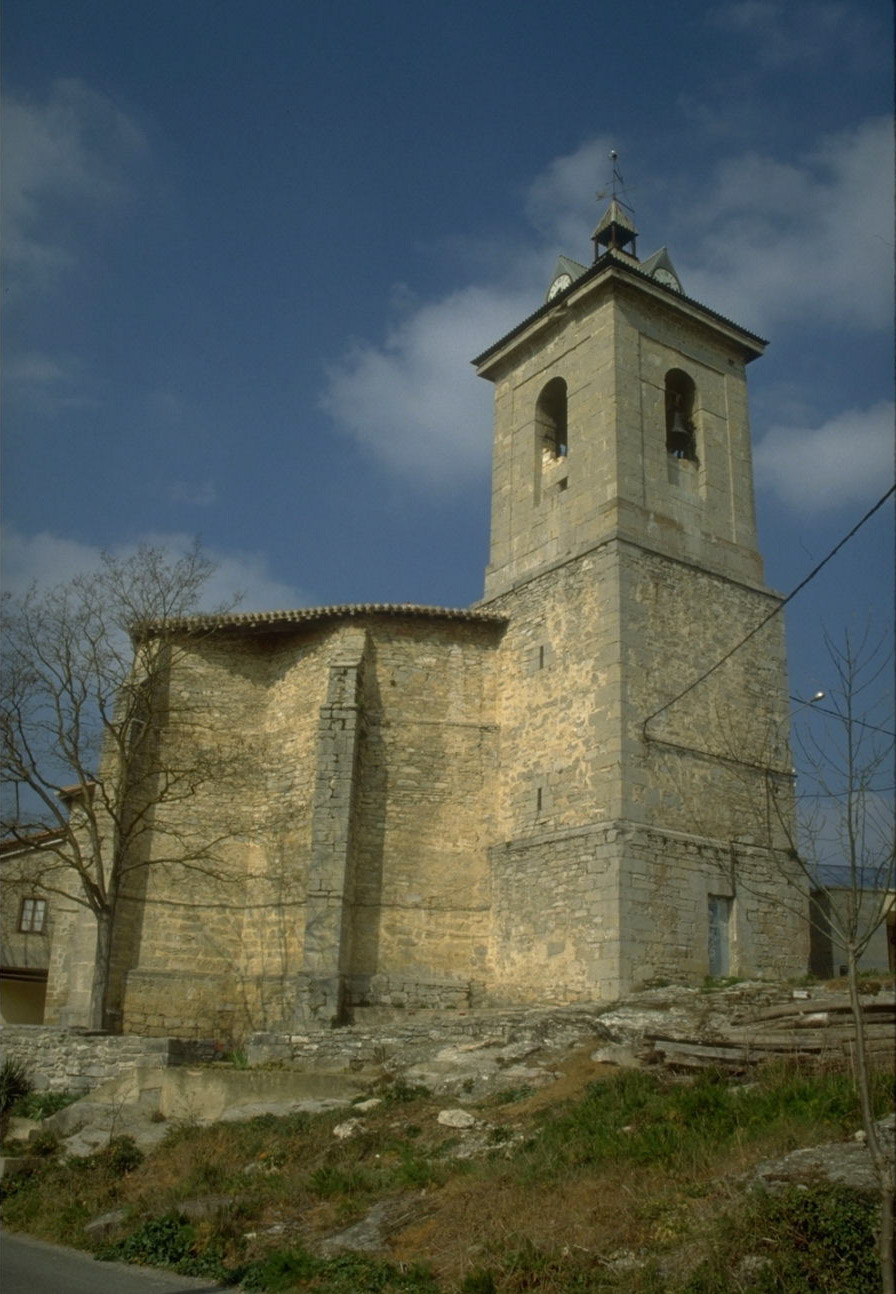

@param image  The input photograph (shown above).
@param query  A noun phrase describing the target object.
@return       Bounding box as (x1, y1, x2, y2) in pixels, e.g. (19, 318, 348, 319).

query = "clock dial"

(547, 273, 572, 300)
(653, 267, 681, 292)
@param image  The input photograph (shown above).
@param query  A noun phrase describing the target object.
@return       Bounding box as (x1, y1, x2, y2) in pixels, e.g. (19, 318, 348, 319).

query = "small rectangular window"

(536, 787, 543, 814)
(19, 897, 47, 933)
(707, 895, 732, 978)
(530, 642, 552, 673)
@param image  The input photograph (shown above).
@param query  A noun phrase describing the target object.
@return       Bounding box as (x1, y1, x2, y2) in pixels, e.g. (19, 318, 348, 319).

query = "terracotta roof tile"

(154, 602, 508, 635)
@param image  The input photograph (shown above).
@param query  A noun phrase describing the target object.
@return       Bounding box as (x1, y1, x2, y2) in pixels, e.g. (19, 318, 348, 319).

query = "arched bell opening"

(665, 369, 698, 462)
(536, 377, 569, 463)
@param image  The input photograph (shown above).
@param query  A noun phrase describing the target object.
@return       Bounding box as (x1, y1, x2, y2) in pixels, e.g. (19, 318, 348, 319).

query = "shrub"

(381, 1079, 432, 1104)
(0, 1058, 32, 1114)
(9, 1089, 79, 1121)
(685, 1185, 879, 1293)
(241, 1246, 319, 1290)
(97, 1213, 228, 1280)
(240, 1247, 440, 1292)
(461, 1270, 497, 1293)
(309, 1163, 375, 1198)
(29, 1130, 61, 1158)
(101, 1136, 144, 1176)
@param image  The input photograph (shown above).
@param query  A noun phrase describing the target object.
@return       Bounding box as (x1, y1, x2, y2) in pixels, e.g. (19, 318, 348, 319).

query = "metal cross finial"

(609, 149, 622, 198)
(595, 150, 632, 207)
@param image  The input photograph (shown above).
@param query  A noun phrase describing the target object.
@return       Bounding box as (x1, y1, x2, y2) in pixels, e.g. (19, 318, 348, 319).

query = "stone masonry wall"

(121, 625, 337, 1039)
(621, 541, 793, 844)
(615, 825, 807, 988)
(117, 614, 504, 1040)
(488, 825, 620, 1002)
(1, 1025, 180, 1094)
(349, 620, 500, 1000)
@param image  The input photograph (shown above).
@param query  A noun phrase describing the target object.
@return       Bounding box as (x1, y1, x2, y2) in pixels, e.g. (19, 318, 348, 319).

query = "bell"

(667, 409, 692, 459)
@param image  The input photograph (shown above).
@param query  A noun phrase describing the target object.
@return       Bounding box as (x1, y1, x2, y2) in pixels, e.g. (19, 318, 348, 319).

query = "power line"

(796, 786, 896, 799)
(789, 697, 896, 739)
(642, 483, 896, 737)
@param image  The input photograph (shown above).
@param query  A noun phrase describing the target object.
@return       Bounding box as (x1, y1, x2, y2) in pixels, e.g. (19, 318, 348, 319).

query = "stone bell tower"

(475, 190, 807, 999)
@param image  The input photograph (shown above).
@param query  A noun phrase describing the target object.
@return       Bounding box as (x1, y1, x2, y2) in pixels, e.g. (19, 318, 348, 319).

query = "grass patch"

(513, 1062, 890, 1180)
(97, 1212, 231, 1281)
(240, 1247, 440, 1291)
(0, 1058, 32, 1114)
(683, 1184, 879, 1293)
(380, 1080, 432, 1104)
(1, 1059, 890, 1292)
(8, 1089, 81, 1122)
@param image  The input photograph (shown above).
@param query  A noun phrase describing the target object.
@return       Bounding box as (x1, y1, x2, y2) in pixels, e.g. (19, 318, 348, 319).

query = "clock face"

(547, 273, 572, 300)
(653, 267, 681, 292)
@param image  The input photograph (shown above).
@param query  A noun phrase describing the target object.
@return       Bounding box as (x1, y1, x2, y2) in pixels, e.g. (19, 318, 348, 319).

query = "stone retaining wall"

(246, 1003, 605, 1071)
(1, 1025, 215, 1093)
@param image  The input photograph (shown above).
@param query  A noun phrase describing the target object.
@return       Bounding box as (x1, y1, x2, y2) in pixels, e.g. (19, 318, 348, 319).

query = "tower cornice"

(473, 253, 766, 379)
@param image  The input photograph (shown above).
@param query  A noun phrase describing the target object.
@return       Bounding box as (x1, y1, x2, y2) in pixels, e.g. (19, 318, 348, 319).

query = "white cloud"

(322, 138, 615, 487)
(754, 401, 895, 514)
(1, 78, 146, 294)
(321, 284, 532, 486)
(524, 136, 614, 249)
(710, 2, 871, 70)
(168, 480, 218, 508)
(3, 349, 99, 416)
(321, 122, 892, 492)
(1, 528, 308, 613)
(677, 117, 894, 332)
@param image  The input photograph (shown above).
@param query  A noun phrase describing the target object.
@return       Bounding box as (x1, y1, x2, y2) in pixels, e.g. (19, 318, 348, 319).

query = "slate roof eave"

(472, 252, 768, 370)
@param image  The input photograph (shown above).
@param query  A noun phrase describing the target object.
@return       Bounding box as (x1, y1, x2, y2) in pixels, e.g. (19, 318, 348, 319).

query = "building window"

(707, 895, 732, 978)
(665, 369, 697, 461)
(536, 377, 568, 461)
(19, 897, 47, 933)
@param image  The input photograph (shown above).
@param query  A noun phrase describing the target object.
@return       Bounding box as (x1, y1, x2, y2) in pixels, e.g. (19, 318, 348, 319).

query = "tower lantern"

(591, 196, 638, 260)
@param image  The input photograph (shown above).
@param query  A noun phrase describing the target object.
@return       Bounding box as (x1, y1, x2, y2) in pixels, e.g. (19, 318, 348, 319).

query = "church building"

(43, 195, 808, 1040)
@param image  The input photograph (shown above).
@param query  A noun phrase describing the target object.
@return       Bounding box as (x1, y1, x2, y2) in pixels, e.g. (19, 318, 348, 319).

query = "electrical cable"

(642, 483, 895, 737)
(788, 697, 895, 739)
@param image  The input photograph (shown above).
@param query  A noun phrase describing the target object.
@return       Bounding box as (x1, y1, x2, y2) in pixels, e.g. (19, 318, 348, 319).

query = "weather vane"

(609, 149, 622, 197)
(596, 149, 636, 217)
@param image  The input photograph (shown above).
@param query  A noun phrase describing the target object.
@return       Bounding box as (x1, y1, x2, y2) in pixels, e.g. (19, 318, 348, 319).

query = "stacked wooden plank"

(643, 991, 895, 1074)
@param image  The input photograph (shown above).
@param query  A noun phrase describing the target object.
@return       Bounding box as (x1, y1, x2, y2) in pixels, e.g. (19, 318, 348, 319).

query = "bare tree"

(764, 627, 895, 1294)
(1, 542, 238, 1032)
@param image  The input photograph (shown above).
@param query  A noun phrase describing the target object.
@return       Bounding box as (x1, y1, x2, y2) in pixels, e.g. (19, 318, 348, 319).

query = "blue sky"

(2, 0, 893, 709)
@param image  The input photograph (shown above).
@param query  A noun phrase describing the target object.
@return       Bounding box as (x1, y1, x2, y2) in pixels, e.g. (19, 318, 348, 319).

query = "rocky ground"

(4, 979, 893, 1199)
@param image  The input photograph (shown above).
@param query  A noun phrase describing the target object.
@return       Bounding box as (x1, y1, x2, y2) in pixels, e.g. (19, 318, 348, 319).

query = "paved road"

(0, 1231, 232, 1294)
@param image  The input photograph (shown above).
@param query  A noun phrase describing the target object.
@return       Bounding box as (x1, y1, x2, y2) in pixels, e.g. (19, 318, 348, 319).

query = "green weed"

(700, 976, 745, 992)
(489, 1086, 533, 1106)
(460, 1271, 497, 1294)
(393, 1147, 438, 1189)
(241, 1245, 319, 1290)
(684, 1184, 879, 1293)
(241, 1247, 439, 1292)
(515, 1063, 890, 1181)
(97, 1213, 230, 1280)
(8, 1089, 79, 1121)
(309, 1163, 376, 1198)
(381, 1079, 432, 1104)
(0, 1058, 32, 1114)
